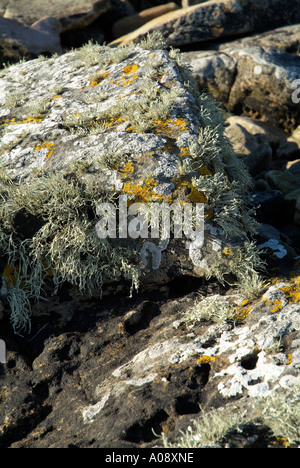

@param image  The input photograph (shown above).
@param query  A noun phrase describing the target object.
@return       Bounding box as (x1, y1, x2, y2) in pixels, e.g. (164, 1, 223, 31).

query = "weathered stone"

(227, 47, 300, 131)
(266, 170, 300, 195)
(187, 50, 237, 103)
(277, 139, 300, 161)
(216, 23, 300, 56)
(0, 16, 62, 64)
(112, 3, 179, 38)
(109, 0, 300, 48)
(0, 40, 258, 335)
(0, 260, 299, 448)
(225, 116, 272, 156)
(188, 47, 300, 130)
(225, 115, 287, 145)
(286, 159, 300, 175)
(1, 0, 112, 33)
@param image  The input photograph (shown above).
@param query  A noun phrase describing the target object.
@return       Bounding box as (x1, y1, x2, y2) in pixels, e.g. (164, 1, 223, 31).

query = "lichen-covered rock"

(0, 37, 260, 333)
(109, 0, 300, 48)
(0, 258, 299, 448)
(187, 46, 300, 130)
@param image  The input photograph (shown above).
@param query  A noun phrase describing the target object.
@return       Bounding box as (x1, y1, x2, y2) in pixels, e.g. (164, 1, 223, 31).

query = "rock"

(225, 116, 272, 156)
(0, 259, 299, 448)
(225, 115, 287, 146)
(1, 0, 112, 33)
(187, 50, 237, 103)
(187, 46, 300, 130)
(182, 0, 207, 7)
(0, 39, 259, 334)
(244, 144, 272, 178)
(112, 3, 179, 38)
(216, 23, 300, 56)
(277, 139, 300, 161)
(285, 189, 300, 227)
(227, 47, 300, 131)
(0, 16, 62, 64)
(266, 170, 300, 195)
(285, 159, 300, 175)
(109, 0, 300, 48)
(250, 191, 287, 228)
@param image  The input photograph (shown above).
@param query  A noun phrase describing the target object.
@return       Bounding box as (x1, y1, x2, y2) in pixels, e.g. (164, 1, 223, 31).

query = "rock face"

(0, 16, 62, 64)
(0, 258, 299, 448)
(0, 0, 112, 32)
(110, 0, 300, 47)
(187, 46, 300, 130)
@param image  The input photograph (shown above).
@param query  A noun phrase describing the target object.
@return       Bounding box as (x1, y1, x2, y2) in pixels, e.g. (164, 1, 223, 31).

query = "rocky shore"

(0, 0, 299, 449)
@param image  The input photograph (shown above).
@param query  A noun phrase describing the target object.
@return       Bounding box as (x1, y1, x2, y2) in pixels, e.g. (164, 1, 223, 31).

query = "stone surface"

(0, 16, 62, 64)
(0, 260, 299, 448)
(215, 23, 300, 56)
(187, 46, 300, 130)
(112, 3, 179, 38)
(109, 0, 300, 48)
(1, 0, 112, 33)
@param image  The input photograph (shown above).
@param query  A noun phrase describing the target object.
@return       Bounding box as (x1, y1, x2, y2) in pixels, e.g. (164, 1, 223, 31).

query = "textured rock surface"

(0, 41, 257, 325)
(0, 0, 112, 32)
(112, 2, 179, 38)
(110, 0, 300, 48)
(187, 46, 300, 130)
(0, 16, 62, 64)
(0, 257, 299, 448)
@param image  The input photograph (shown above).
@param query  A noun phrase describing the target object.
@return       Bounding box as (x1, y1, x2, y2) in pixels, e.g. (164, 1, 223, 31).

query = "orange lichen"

(109, 64, 139, 87)
(35, 142, 55, 159)
(286, 354, 292, 365)
(123, 64, 139, 75)
(279, 276, 300, 303)
(122, 178, 165, 203)
(119, 161, 135, 176)
(197, 356, 216, 365)
(151, 118, 188, 136)
(1, 116, 43, 126)
(88, 71, 110, 86)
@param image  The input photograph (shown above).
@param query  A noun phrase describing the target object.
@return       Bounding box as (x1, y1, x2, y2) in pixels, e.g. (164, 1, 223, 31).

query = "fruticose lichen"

(0, 33, 263, 333)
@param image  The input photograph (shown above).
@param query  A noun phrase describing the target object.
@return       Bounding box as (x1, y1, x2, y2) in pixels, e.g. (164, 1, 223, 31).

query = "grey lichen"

(0, 170, 139, 334)
(0, 33, 264, 333)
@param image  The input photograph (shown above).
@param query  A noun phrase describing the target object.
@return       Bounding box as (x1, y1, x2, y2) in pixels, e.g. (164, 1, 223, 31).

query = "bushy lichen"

(0, 170, 139, 334)
(0, 33, 264, 333)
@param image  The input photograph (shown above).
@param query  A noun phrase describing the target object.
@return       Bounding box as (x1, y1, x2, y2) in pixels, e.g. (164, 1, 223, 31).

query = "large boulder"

(0, 0, 112, 33)
(110, 0, 300, 48)
(0, 16, 62, 64)
(0, 259, 299, 448)
(187, 46, 300, 130)
(0, 37, 260, 334)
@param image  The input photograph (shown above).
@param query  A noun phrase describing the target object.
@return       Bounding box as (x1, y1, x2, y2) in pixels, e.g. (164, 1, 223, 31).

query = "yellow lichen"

(270, 299, 283, 313)
(279, 276, 300, 304)
(197, 356, 216, 365)
(109, 64, 139, 87)
(35, 142, 55, 159)
(119, 161, 135, 176)
(122, 177, 165, 203)
(88, 71, 110, 86)
(286, 354, 292, 365)
(123, 64, 139, 75)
